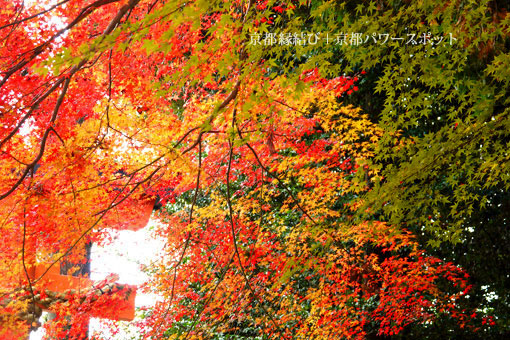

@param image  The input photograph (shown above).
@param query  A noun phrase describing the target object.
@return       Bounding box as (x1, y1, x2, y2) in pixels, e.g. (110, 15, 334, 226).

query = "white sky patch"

(89, 218, 166, 338)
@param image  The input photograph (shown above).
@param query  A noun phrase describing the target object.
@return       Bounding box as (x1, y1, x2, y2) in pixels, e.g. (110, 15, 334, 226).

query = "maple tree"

(326, 1, 510, 338)
(141, 85, 480, 340)
(0, 0, 503, 339)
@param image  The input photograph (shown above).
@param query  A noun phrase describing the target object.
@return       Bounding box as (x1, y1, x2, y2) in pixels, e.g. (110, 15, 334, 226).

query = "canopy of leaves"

(0, 0, 507, 339)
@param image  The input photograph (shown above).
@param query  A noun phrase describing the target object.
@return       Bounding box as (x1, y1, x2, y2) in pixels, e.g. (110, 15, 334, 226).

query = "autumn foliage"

(0, 0, 498, 339)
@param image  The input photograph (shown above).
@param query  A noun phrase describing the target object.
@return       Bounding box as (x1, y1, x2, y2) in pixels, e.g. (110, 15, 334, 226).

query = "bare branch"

(0, 0, 143, 200)
(0, 0, 72, 30)
(236, 124, 317, 224)
(226, 109, 282, 336)
(21, 193, 38, 330)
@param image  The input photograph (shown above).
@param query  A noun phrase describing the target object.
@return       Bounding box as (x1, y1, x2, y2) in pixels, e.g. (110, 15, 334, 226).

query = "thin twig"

(236, 126, 317, 224)
(154, 135, 203, 335)
(181, 253, 236, 340)
(0, 0, 71, 30)
(21, 193, 38, 329)
(226, 109, 282, 336)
